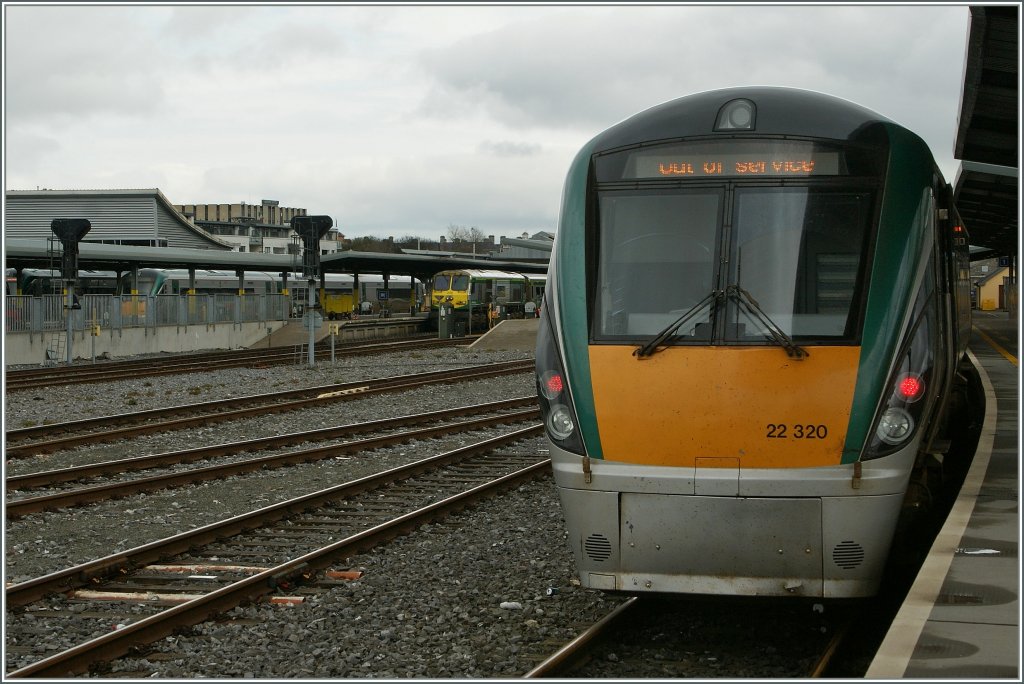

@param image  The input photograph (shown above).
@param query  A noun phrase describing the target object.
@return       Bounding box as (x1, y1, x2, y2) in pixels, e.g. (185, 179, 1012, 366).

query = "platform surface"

(466, 318, 539, 352)
(867, 310, 1019, 679)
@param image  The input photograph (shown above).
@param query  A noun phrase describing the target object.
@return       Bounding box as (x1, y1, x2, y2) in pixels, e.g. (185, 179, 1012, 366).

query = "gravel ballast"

(5, 349, 538, 580)
(5, 347, 629, 677)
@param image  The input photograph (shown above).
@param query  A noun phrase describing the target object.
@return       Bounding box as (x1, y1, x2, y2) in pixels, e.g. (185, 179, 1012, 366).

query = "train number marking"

(766, 423, 828, 439)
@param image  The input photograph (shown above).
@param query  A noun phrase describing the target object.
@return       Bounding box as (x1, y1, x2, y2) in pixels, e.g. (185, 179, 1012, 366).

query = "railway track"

(523, 596, 640, 677)
(5, 359, 533, 457)
(522, 596, 852, 678)
(5, 425, 548, 678)
(5, 335, 475, 391)
(7, 398, 540, 516)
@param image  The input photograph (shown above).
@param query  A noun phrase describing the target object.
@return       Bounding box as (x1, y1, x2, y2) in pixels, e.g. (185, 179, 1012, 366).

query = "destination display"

(623, 143, 843, 179)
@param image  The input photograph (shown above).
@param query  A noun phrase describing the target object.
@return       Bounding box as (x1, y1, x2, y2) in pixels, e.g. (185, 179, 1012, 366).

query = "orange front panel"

(588, 345, 861, 468)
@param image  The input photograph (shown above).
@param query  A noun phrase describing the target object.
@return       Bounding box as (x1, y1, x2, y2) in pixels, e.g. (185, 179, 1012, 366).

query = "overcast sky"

(4, 3, 972, 242)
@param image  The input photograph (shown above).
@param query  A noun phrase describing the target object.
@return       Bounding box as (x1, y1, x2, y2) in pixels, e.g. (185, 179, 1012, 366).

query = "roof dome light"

(714, 98, 756, 131)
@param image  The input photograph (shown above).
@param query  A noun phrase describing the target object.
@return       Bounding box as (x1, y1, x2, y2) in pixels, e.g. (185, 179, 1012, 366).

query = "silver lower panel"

(558, 486, 905, 598)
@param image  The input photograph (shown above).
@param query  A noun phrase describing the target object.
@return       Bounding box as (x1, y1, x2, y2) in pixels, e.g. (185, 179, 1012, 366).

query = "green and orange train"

(536, 87, 974, 598)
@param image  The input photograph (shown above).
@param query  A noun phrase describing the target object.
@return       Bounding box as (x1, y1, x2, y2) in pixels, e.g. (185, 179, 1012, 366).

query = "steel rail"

(9, 456, 552, 675)
(522, 596, 640, 678)
(7, 397, 538, 490)
(5, 336, 468, 390)
(6, 340, 365, 382)
(5, 424, 544, 608)
(6, 408, 540, 517)
(7, 332, 441, 376)
(5, 360, 533, 456)
(7, 358, 528, 441)
(7, 453, 550, 678)
(808, 617, 852, 677)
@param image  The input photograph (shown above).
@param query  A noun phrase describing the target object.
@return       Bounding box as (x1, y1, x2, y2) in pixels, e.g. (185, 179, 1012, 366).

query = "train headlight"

(875, 408, 915, 445)
(714, 98, 756, 131)
(547, 404, 576, 441)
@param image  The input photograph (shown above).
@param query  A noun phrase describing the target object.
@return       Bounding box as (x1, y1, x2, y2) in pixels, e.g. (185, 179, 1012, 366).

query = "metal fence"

(5, 294, 288, 334)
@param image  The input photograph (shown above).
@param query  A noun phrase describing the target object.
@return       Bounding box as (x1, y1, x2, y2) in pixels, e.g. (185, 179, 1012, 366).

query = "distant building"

(493, 231, 553, 262)
(970, 264, 1011, 311)
(5, 188, 234, 250)
(174, 199, 342, 255)
(176, 198, 304, 228)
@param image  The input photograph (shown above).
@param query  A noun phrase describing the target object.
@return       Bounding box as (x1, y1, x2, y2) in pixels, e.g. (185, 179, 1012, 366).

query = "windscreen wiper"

(725, 285, 809, 359)
(634, 290, 722, 359)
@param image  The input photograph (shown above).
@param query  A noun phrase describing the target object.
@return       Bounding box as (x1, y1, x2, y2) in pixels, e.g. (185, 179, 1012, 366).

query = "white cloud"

(3, 3, 972, 238)
(5, 7, 170, 123)
(478, 140, 543, 157)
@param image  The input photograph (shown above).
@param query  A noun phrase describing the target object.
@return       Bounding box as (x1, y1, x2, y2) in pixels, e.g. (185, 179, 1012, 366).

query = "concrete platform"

(256, 320, 331, 348)
(466, 318, 539, 352)
(867, 312, 1019, 679)
(250, 315, 428, 349)
(4, 321, 285, 366)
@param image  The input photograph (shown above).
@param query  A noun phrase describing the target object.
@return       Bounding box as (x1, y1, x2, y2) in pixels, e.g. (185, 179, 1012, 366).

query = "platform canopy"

(3, 238, 548, 283)
(953, 6, 1019, 259)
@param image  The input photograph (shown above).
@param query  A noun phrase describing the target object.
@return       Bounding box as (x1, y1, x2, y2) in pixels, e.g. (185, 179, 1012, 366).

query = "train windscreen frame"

(589, 137, 884, 347)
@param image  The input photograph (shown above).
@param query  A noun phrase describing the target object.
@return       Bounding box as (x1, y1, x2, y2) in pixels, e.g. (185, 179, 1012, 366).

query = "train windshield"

(591, 139, 880, 347)
(725, 188, 872, 341)
(595, 190, 722, 341)
(433, 274, 471, 292)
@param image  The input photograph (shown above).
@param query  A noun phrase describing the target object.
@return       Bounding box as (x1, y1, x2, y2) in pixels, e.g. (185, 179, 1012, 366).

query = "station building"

(495, 231, 553, 263)
(173, 198, 346, 256)
(975, 264, 1013, 311)
(5, 188, 234, 250)
(5, 189, 345, 257)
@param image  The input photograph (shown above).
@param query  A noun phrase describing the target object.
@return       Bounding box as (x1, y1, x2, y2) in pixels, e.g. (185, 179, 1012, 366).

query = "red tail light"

(897, 373, 924, 402)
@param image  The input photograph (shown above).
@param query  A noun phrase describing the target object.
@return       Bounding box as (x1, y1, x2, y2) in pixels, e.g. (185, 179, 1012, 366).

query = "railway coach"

(6, 268, 422, 323)
(429, 269, 545, 330)
(536, 87, 973, 598)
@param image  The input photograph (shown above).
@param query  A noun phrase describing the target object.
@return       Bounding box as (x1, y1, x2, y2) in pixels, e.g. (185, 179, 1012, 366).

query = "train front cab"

(429, 270, 537, 329)
(538, 88, 972, 600)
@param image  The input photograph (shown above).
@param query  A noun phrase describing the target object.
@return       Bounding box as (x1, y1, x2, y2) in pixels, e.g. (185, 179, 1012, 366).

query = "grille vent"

(832, 541, 865, 570)
(584, 533, 612, 562)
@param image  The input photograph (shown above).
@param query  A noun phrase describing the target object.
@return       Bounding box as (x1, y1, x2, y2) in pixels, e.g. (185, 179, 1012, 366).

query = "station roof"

(953, 5, 1019, 258)
(502, 236, 553, 252)
(320, 249, 547, 281)
(5, 189, 236, 250)
(3, 238, 548, 282)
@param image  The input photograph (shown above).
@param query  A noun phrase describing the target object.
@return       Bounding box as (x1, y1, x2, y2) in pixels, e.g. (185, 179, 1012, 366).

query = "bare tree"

(349, 236, 398, 253)
(393, 234, 422, 250)
(446, 224, 486, 243)
(446, 224, 469, 242)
